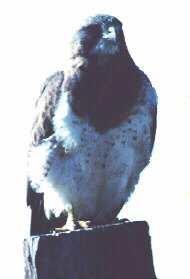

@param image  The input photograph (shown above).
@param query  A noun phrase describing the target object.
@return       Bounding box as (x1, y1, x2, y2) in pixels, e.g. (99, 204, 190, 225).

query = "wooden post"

(23, 221, 157, 279)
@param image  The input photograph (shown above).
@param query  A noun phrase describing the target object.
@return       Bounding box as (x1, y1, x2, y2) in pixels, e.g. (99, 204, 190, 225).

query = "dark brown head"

(71, 14, 127, 61)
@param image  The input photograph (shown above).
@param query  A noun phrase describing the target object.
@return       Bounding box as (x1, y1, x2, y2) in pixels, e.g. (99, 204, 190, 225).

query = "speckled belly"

(44, 138, 137, 222)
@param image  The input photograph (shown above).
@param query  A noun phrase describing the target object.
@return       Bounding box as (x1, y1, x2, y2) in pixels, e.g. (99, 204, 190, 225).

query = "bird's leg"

(54, 206, 76, 232)
(54, 207, 91, 232)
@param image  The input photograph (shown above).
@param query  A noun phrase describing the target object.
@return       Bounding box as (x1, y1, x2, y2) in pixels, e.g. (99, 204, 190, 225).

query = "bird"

(27, 14, 157, 235)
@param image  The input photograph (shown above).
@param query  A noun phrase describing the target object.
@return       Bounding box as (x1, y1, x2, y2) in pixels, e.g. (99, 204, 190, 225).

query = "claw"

(77, 220, 91, 229)
(54, 207, 91, 232)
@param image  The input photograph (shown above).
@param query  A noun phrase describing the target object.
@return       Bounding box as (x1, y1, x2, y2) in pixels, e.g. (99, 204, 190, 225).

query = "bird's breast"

(45, 113, 149, 221)
(29, 84, 154, 221)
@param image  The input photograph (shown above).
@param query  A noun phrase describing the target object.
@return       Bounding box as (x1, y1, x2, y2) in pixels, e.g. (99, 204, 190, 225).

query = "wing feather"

(27, 71, 65, 235)
(30, 71, 64, 146)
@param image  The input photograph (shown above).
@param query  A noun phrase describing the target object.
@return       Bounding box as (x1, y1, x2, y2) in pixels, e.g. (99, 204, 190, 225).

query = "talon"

(54, 224, 75, 232)
(77, 220, 91, 229)
(54, 207, 91, 232)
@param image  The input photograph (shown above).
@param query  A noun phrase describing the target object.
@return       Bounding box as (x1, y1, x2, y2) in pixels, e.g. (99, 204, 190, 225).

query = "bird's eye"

(108, 26, 115, 34)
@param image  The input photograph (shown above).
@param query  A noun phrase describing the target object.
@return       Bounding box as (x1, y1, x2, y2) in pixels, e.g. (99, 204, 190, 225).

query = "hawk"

(27, 14, 157, 235)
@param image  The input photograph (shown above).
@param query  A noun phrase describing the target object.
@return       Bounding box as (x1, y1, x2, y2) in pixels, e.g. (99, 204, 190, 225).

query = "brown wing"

(30, 71, 64, 146)
(27, 71, 66, 235)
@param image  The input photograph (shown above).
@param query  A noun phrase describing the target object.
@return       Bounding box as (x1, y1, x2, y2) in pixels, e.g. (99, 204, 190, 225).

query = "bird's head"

(71, 14, 127, 61)
(65, 15, 143, 131)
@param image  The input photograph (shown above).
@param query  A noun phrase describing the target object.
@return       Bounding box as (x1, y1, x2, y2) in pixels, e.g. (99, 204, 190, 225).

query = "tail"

(27, 182, 66, 235)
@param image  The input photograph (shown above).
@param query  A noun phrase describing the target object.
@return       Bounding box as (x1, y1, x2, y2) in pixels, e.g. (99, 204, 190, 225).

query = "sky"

(0, 0, 190, 278)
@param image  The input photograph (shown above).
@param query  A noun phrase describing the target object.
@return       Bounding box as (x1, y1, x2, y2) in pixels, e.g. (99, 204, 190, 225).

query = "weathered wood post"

(23, 221, 157, 279)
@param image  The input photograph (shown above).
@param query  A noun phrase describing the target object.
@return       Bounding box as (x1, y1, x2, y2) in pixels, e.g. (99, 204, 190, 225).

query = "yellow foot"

(77, 220, 91, 229)
(54, 220, 91, 232)
(54, 206, 92, 232)
(54, 206, 76, 232)
(54, 223, 75, 232)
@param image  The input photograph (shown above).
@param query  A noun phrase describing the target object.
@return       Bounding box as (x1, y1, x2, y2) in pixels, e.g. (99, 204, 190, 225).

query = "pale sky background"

(0, 1, 190, 278)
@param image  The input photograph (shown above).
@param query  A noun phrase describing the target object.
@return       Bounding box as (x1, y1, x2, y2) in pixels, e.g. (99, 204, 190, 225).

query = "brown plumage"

(31, 71, 64, 146)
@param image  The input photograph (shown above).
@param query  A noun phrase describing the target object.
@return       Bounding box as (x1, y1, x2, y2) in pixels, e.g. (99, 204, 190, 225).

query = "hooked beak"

(102, 26, 116, 41)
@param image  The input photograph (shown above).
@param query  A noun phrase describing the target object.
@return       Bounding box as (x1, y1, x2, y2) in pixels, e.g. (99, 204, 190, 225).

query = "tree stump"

(23, 221, 157, 279)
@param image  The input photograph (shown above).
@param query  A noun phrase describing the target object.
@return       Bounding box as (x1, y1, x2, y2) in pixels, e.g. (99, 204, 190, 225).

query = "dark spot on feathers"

(133, 136, 137, 140)
(28, 255, 32, 264)
(138, 98, 145, 105)
(144, 126, 147, 135)
(50, 100, 54, 106)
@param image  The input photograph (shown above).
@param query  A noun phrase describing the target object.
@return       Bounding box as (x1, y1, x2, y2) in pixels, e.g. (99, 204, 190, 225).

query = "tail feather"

(27, 183, 66, 235)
